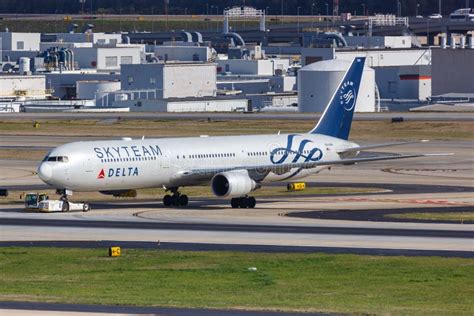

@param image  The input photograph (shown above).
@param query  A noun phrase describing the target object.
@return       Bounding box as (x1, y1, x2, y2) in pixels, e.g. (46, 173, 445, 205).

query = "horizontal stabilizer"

(338, 140, 430, 154)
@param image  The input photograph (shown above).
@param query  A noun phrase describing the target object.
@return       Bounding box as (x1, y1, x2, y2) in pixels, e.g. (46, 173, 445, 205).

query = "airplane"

(37, 57, 446, 210)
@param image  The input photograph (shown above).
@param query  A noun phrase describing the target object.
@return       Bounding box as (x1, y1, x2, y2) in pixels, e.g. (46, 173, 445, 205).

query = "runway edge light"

(109, 246, 121, 257)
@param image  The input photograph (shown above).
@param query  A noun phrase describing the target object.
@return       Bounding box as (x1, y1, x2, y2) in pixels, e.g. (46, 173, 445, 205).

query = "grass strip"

(0, 120, 472, 140)
(0, 248, 472, 314)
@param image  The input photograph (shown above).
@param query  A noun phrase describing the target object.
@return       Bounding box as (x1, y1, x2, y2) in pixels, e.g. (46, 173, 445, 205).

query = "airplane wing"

(176, 152, 452, 180)
(337, 140, 430, 154)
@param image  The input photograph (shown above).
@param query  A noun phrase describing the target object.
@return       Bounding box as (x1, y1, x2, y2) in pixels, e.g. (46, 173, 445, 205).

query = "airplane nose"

(37, 163, 53, 182)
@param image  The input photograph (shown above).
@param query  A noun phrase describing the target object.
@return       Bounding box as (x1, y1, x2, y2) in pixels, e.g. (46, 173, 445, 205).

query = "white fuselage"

(38, 133, 357, 192)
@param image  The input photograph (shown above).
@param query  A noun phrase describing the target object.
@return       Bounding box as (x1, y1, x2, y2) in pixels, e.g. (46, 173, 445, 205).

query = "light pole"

(361, 3, 365, 16)
(215, 6, 219, 32)
(325, 3, 329, 30)
(438, 0, 441, 15)
(297, 6, 301, 36)
(397, 0, 401, 17)
(281, 0, 284, 24)
(184, 8, 188, 29)
(311, 2, 315, 29)
(79, 0, 86, 28)
(206, 3, 210, 31)
(151, 7, 154, 32)
(416, 3, 420, 17)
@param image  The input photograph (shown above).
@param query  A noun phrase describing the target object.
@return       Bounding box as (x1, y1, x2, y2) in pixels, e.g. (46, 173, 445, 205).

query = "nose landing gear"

(163, 187, 189, 207)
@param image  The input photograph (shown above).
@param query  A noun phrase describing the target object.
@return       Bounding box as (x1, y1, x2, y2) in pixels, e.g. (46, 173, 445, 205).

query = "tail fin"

(309, 57, 366, 140)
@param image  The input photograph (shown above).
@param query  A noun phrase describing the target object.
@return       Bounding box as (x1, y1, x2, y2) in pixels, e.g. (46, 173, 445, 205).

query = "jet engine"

(211, 170, 258, 198)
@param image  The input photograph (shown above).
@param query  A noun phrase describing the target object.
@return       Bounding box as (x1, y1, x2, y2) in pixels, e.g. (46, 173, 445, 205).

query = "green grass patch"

(386, 212, 474, 222)
(0, 119, 472, 140)
(0, 248, 472, 314)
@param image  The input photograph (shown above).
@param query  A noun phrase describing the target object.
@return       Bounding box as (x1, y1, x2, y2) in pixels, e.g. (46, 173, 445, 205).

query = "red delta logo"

(97, 169, 105, 179)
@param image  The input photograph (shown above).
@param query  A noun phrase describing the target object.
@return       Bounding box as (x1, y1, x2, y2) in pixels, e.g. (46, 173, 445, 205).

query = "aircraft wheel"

(61, 201, 70, 212)
(178, 195, 189, 206)
(82, 203, 91, 212)
(231, 198, 239, 208)
(246, 196, 256, 209)
(163, 195, 173, 207)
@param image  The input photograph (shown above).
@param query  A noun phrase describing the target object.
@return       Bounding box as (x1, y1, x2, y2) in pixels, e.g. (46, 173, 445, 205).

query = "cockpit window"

(46, 156, 69, 163)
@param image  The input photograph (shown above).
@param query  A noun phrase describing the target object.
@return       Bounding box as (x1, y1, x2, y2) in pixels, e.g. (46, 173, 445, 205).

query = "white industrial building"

(155, 45, 214, 62)
(344, 36, 413, 49)
(298, 59, 377, 113)
(101, 62, 251, 112)
(217, 75, 296, 94)
(49, 33, 123, 45)
(38, 43, 144, 71)
(45, 71, 121, 99)
(0, 32, 41, 61)
(0, 32, 40, 52)
(216, 58, 291, 76)
(111, 97, 249, 112)
(302, 47, 431, 101)
(120, 62, 217, 99)
(431, 47, 474, 95)
(76, 80, 121, 105)
(0, 75, 49, 100)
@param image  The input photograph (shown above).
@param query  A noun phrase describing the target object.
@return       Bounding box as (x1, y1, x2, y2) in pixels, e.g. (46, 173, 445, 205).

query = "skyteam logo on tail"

(339, 81, 357, 112)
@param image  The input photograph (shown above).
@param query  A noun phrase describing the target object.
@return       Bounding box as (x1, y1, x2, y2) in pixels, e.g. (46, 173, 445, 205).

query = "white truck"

(24, 193, 90, 212)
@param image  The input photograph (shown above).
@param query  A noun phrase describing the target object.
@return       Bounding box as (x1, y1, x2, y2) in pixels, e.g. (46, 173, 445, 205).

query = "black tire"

(246, 197, 256, 209)
(231, 198, 239, 208)
(163, 195, 173, 206)
(178, 195, 189, 206)
(238, 197, 247, 208)
(172, 195, 180, 206)
(82, 203, 90, 212)
(61, 201, 70, 212)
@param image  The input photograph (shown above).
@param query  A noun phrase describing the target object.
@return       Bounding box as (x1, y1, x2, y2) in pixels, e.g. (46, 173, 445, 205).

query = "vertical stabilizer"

(309, 57, 366, 140)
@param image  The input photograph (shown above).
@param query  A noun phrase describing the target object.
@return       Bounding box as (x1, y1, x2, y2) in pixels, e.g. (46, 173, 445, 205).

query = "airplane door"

(158, 150, 171, 184)
(83, 156, 99, 185)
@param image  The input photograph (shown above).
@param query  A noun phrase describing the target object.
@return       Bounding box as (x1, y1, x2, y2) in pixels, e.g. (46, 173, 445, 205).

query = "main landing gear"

(231, 196, 256, 209)
(163, 188, 189, 207)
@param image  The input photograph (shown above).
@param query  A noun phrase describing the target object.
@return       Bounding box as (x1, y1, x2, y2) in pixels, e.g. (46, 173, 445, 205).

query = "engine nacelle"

(211, 170, 258, 198)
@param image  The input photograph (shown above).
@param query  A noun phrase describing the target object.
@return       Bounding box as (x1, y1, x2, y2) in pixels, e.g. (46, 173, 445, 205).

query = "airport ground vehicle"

(449, 8, 474, 21)
(24, 192, 90, 212)
(429, 13, 443, 19)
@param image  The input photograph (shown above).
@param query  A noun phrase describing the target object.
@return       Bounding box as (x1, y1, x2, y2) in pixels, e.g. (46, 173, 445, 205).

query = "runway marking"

(322, 197, 472, 206)
(0, 168, 37, 180)
(382, 168, 474, 180)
